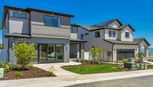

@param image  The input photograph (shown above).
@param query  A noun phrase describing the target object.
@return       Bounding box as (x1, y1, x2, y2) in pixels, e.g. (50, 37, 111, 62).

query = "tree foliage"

(136, 52, 144, 63)
(13, 42, 35, 69)
(90, 46, 102, 61)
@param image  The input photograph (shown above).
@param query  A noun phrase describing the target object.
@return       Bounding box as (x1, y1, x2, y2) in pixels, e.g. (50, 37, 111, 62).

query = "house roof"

(72, 19, 135, 32)
(134, 38, 150, 46)
(104, 39, 139, 45)
(104, 38, 150, 46)
(91, 19, 122, 28)
(1, 6, 74, 28)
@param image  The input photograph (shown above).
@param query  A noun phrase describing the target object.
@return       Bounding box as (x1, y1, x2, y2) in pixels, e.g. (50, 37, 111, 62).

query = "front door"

(56, 44, 64, 62)
(39, 44, 47, 63)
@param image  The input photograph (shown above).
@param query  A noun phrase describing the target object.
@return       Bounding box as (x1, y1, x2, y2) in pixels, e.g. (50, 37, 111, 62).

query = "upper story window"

(109, 31, 116, 37)
(44, 16, 60, 27)
(13, 12, 20, 18)
(95, 31, 100, 38)
(80, 34, 84, 40)
(20, 13, 27, 19)
(71, 28, 78, 33)
(125, 32, 130, 38)
(13, 12, 27, 19)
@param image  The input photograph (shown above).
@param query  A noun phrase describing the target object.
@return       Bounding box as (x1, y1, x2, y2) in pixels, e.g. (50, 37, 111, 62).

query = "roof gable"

(120, 24, 135, 32)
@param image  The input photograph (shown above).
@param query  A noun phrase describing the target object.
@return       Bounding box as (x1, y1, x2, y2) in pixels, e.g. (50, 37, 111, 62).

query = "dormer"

(120, 24, 135, 41)
(107, 19, 122, 29)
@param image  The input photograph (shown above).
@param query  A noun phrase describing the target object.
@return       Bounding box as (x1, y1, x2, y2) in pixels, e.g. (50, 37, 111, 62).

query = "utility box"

(0, 68, 4, 78)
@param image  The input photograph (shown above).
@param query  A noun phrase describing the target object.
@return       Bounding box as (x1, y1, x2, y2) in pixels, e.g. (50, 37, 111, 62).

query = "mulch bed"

(0, 67, 56, 80)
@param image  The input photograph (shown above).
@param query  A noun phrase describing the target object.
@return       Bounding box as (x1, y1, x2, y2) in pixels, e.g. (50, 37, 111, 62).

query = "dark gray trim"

(7, 38, 10, 62)
(29, 11, 31, 36)
(4, 6, 74, 17)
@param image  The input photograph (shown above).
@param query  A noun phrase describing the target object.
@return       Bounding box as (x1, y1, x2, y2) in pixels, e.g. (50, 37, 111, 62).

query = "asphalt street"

(67, 75, 153, 87)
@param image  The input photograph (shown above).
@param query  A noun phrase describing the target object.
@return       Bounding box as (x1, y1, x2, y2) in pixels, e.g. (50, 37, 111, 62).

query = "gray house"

(1, 6, 150, 63)
(71, 19, 150, 62)
(1, 6, 85, 63)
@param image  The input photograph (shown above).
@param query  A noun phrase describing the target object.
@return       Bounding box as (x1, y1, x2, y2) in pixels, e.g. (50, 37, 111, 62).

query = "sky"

(0, 0, 153, 47)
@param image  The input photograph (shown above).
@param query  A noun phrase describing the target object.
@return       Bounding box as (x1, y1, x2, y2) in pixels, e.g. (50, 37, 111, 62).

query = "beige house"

(71, 19, 150, 62)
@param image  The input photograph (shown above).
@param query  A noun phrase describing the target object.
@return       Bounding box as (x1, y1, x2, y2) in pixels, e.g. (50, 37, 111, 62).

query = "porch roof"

(104, 38, 150, 46)
(70, 38, 87, 43)
(104, 39, 139, 45)
(4, 33, 31, 38)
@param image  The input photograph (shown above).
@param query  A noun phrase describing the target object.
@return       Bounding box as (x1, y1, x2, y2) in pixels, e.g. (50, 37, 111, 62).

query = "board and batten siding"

(9, 10, 30, 34)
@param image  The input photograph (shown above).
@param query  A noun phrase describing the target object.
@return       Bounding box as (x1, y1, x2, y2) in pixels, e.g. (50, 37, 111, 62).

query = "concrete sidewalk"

(1, 69, 153, 87)
(34, 62, 81, 77)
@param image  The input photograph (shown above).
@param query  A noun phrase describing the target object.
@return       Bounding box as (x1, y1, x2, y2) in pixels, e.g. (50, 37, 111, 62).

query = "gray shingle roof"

(104, 39, 139, 45)
(104, 38, 150, 46)
(73, 19, 135, 31)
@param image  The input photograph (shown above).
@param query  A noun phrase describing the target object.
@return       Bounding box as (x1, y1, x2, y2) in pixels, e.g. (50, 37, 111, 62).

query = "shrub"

(4, 62, 13, 72)
(27, 64, 33, 69)
(90, 46, 102, 61)
(0, 61, 4, 67)
(13, 42, 35, 69)
(15, 71, 24, 78)
(47, 66, 55, 76)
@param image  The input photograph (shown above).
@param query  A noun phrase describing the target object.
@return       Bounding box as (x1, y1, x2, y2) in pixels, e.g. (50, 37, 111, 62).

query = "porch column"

(77, 44, 80, 58)
(64, 43, 69, 62)
(144, 46, 149, 60)
(79, 43, 84, 59)
(138, 46, 141, 53)
(113, 49, 117, 62)
(135, 47, 139, 59)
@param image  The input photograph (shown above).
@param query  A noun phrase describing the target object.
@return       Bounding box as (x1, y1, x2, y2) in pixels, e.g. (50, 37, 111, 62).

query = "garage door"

(117, 49, 134, 60)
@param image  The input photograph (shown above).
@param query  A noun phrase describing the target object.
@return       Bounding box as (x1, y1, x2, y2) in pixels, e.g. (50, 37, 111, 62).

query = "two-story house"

(71, 19, 150, 62)
(1, 6, 85, 63)
(1, 6, 150, 63)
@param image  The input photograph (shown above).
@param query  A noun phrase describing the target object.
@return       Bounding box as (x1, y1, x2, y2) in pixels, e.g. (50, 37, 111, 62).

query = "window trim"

(125, 32, 130, 38)
(44, 15, 61, 27)
(108, 31, 116, 38)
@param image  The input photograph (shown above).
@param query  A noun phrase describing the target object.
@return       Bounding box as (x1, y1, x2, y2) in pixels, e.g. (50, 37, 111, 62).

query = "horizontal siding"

(30, 11, 71, 38)
(31, 24, 70, 38)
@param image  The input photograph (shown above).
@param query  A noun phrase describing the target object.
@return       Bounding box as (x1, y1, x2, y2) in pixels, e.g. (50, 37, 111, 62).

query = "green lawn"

(147, 65, 153, 69)
(62, 64, 121, 74)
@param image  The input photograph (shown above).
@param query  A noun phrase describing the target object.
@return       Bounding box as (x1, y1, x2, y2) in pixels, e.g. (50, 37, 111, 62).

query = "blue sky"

(0, 0, 153, 47)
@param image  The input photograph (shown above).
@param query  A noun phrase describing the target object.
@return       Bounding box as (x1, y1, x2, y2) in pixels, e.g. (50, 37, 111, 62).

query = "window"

(44, 16, 60, 27)
(20, 13, 27, 19)
(109, 31, 112, 37)
(107, 51, 112, 57)
(85, 33, 89, 35)
(125, 32, 130, 38)
(13, 12, 20, 18)
(95, 31, 100, 38)
(113, 31, 116, 37)
(109, 31, 116, 37)
(80, 34, 84, 40)
(13, 12, 27, 19)
(71, 28, 78, 33)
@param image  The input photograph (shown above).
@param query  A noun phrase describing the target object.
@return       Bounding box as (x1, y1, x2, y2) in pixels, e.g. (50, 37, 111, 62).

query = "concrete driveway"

(67, 75, 153, 87)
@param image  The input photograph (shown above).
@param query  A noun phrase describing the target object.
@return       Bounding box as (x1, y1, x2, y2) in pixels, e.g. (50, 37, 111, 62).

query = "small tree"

(136, 52, 144, 63)
(90, 46, 102, 61)
(13, 42, 35, 69)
